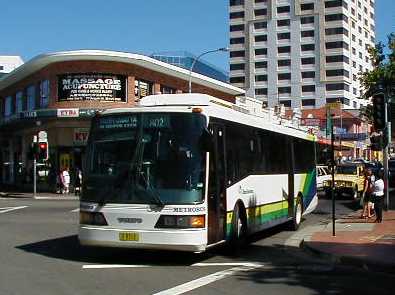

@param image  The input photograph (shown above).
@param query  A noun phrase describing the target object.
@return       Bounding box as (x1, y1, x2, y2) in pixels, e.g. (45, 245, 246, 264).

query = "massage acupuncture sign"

(58, 73, 127, 102)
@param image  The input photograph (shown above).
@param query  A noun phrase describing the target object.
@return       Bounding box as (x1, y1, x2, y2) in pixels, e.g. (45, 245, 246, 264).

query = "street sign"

(38, 131, 47, 142)
(326, 102, 341, 111)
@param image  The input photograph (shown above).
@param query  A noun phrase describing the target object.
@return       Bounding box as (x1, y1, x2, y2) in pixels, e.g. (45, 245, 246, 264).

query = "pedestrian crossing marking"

(0, 206, 28, 214)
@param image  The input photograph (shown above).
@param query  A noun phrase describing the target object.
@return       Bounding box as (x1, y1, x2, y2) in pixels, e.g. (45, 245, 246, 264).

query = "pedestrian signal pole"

(32, 136, 38, 198)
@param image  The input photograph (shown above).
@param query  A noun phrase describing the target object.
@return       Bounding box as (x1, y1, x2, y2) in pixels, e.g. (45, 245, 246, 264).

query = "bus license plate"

(119, 232, 139, 242)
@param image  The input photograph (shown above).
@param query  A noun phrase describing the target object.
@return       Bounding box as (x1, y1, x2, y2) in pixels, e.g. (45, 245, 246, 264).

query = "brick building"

(0, 50, 244, 187)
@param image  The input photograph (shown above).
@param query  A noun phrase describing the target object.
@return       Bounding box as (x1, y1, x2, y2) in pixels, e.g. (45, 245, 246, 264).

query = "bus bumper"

(78, 226, 207, 252)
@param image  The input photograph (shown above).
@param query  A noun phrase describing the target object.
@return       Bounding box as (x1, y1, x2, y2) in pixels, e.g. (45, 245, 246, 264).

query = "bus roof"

(99, 93, 316, 141)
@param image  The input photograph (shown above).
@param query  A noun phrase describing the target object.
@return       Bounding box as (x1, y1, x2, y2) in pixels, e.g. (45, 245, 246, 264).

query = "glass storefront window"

(134, 79, 153, 101)
(160, 85, 176, 94)
(40, 80, 50, 108)
(16, 91, 24, 113)
(27, 85, 35, 110)
(4, 96, 13, 117)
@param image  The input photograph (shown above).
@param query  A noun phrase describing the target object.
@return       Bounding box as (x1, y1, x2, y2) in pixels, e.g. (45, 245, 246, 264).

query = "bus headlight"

(155, 215, 205, 229)
(80, 212, 108, 226)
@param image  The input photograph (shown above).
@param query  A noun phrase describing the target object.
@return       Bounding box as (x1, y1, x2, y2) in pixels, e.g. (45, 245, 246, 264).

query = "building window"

(230, 0, 244, 6)
(16, 91, 24, 113)
(230, 24, 245, 32)
(278, 87, 291, 94)
(301, 30, 314, 37)
(230, 76, 245, 83)
(4, 96, 13, 117)
(325, 0, 347, 9)
(301, 44, 315, 51)
(255, 48, 267, 56)
(0, 66, 3, 71)
(255, 35, 267, 42)
(230, 11, 244, 19)
(326, 55, 349, 63)
(135, 79, 153, 101)
(160, 85, 176, 94)
(27, 85, 35, 110)
(302, 99, 315, 107)
(302, 85, 315, 92)
(326, 69, 349, 77)
(277, 6, 290, 13)
(255, 61, 268, 68)
(230, 63, 245, 71)
(255, 75, 268, 82)
(278, 59, 291, 67)
(301, 16, 314, 24)
(255, 0, 267, 3)
(278, 73, 291, 80)
(230, 50, 245, 58)
(301, 57, 315, 65)
(40, 80, 50, 108)
(255, 9, 267, 16)
(325, 41, 349, 50)
(326, 83, 349, 91)
(325, 27, 348, 36)
(280, 100, 291, 107)
(278, 46, 291, 53)
(254, 21, 267, 29)
(301, 3, 314, 10)
(325, 14, 348, 22)
(230, 37, 245, 44)
(255, 88, 268, 95)
(277, 32, 291, 40)
(302, 71, 315, 78)
(277, 19, 290, 26)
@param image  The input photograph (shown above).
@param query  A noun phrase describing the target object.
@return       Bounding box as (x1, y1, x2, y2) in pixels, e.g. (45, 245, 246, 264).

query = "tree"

(359, 33, 395, 100)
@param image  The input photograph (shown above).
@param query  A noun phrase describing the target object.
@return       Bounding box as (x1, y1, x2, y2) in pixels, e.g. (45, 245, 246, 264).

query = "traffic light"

(370, 133, 388, 151)
(372, 92, 386, 131)
(37, 141, 48, 160)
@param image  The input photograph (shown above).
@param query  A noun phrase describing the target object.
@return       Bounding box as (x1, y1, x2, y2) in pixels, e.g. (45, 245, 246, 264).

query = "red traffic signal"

(37, 142, 48, 160)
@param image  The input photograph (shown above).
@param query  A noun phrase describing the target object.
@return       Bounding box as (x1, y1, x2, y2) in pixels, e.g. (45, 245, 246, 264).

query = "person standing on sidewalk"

(373, 170, 385, 223)
(61, 168, 71, 194)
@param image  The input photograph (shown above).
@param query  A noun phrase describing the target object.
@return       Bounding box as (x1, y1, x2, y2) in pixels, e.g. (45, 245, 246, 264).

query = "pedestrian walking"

(74, 167, 82, 196)
(373, 170, 385, 223)
(361, 168, 375, 219)
(61, 168, 71, 194)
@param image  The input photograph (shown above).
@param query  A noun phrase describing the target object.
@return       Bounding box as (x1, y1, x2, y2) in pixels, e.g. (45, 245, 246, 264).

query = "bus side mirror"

(200, 129, 214, 152)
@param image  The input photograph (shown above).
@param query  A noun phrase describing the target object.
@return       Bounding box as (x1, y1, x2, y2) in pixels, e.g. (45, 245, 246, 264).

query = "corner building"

(229, 0, 375, 109)
(0, 50, 244, 187)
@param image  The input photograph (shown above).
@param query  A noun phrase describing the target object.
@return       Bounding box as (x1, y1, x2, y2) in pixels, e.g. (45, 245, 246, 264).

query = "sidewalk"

(0, 191, 79, 200)
(302, 210, 395, 273)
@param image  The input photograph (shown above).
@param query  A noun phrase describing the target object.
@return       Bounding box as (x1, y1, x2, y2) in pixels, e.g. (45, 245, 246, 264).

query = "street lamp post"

(188, 47, 228, 93)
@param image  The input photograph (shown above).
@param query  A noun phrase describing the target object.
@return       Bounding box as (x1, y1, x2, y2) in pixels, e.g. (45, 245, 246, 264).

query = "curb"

(300, 238, 395, 274)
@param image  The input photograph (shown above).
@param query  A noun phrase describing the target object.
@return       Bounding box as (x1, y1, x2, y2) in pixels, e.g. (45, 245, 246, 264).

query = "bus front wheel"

(230, 204, 247, 250)
(290, 198, 303, 231)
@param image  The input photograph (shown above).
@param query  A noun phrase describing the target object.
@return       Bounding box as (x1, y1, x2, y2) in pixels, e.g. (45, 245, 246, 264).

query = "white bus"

(79, 94, 317, 252)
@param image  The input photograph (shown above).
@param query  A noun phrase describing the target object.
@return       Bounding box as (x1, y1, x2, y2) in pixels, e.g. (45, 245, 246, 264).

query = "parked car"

(316, 165, 331, 191)
(323, 162, 365, 199)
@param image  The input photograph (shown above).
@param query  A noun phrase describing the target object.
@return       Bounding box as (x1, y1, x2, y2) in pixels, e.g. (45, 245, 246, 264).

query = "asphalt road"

(0, 194, 393, 295)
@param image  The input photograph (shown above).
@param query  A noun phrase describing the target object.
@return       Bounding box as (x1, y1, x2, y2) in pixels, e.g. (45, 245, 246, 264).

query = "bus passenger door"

(288, 139, 295, 218)
(207, 124, 227, 244)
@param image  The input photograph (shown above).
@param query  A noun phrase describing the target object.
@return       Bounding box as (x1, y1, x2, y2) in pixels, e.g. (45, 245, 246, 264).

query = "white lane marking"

(82, 262, 265, 270)
(82, 264, 151, 269)
(0, 206, 28, 214)
(192, 262, 264, 267)
(71, 208, 80, 212)
(152, 265, 262, 295)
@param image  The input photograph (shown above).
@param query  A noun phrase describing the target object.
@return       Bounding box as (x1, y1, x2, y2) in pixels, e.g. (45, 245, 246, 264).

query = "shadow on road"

(16, 235, 216, 266)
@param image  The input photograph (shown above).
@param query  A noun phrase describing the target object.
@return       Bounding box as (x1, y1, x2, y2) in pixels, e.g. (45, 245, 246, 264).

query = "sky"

(0, 0, 394, 72)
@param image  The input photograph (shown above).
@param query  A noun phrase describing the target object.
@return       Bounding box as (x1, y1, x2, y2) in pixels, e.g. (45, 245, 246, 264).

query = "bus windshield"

(82, 112, 207, 205)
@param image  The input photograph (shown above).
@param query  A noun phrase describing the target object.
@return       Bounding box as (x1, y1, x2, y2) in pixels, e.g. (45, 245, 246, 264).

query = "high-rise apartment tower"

(229, 0, 376, 109)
